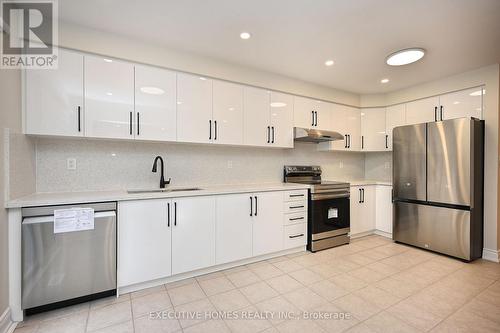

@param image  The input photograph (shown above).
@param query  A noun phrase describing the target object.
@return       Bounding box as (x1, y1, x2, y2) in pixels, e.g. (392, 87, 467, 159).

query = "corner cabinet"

(25, 48, 84, 137)
(360, 108, 386, 152)
(85, 56, 135, 139)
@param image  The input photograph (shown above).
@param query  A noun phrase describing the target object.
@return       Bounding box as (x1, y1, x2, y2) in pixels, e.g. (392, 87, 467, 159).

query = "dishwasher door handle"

(22, 211, 116, 224)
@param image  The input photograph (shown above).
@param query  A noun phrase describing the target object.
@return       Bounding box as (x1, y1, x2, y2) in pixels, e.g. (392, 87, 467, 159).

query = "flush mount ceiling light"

(380, 78, 389, 83)
(140, 86, 165, 95)
(469, 89, 485, 96)
(324, 60, 334, 66)
(240, 32, 251, 40)
(386, 48, 425, 66)
(270, 102, 287, 108)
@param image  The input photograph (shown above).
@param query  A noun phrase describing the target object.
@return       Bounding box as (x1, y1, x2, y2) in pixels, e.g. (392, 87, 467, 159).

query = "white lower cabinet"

(216, 194, 253, 265)
(252, 191, 285, 256)
(350, 185, 393, 237)
(118, 199, 171, 287)
(375, 186, 393, 234)
(171, 196, 216, 275)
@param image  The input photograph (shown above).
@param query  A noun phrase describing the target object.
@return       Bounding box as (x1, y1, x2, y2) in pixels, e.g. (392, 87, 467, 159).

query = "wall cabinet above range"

(293, 96, 331, 130)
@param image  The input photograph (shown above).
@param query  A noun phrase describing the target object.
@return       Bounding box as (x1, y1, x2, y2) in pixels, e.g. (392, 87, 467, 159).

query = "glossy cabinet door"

(326, 105, 360, 151)
(315, 100, 332, 130)
(243, 87, 270, 147)
(346, 107, 361, 150)
(85, 56, 135, 139)
(270, 92, 294, 148)
(118, 199, 171, 287)
(385, 104, 406, 150)
(405, 96, 439, 125)
(350, 186, 375, 236)
(361, 108, 386, 151)
(439, 87, 483, 120)
(253, 191, 284, 256)
(26, 49, 84, 136)
(171, 196, 216, 275)
(215, 194, 253, 264)
(135, 66, 177, 141)
(293, 96, 317, 129)
(375, 186, 393, 235)
(176, 73, 213, 144)
(212, 80, 244, 145)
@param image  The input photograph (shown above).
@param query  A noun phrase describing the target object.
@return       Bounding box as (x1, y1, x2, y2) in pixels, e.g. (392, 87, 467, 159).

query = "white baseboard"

(373, 230, 392, 239)
(0, 308, 17, 333)
(482, 248, 500, 263)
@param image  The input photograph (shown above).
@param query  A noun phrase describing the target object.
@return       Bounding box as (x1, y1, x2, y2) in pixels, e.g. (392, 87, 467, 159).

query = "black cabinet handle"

(167, 203, 170, 227)
(434, 106, 437, 122)
(267, 126, 270, 143)
(289, 234, 304, 239)
(289, 217, 304, 221)
(271, 126, 275, 143)
(359, 189, 362, 203)
(385, 135, 388, 149)
(347, 134, 351, 148)
(362, 188, 365, 203)
(254, 196, 258, 216)
(361, 136, 364, 149)
(214, 120, 217, 140)
(315, 111, 318, 126)
(129, 111, 133, 135)
(290, 194, 304, 198)
(311, 111, 315, 126)
(440, 106, 443, 121)
(250, 197, 253, 217)
(77, 106, 81, 132)
(344, 134, 348, 148)
(174, 202, 177, 226)
(137, 112, 140, 136)
(290, 205, 305, 209)
(209, 120, 212, 140)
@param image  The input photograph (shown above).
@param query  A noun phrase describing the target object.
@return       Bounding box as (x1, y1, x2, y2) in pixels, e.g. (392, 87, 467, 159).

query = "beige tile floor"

(14, 235, 500, 333)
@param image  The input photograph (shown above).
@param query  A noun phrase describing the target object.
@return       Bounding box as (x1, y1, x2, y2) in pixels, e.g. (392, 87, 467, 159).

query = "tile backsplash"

(364, 151, 392, 182)
(35, 139, 368, 192)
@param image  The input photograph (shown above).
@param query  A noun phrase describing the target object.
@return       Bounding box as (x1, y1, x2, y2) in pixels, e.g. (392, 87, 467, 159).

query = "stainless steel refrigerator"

(393, 117, 484, 261)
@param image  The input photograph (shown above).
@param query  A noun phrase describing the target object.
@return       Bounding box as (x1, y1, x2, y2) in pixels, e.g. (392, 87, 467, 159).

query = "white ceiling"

(59, 0, 500, 94)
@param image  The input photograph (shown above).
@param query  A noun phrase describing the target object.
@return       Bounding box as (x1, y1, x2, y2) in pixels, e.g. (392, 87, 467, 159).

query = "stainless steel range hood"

(294, 127, 344, 143)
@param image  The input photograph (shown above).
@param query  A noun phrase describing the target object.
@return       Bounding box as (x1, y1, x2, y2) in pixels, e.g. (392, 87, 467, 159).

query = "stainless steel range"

(284, 166, 350, 252)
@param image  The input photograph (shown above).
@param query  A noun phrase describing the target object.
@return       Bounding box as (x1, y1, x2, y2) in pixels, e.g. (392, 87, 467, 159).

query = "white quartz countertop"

(6, 183, 311, 209)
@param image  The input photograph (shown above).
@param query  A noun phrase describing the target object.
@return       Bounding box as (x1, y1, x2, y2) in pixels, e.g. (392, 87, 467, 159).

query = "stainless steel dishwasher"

(22, 202, 117, 314)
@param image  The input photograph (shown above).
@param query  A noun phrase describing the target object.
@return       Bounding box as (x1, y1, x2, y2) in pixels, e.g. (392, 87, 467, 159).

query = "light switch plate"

(67, 158, 77, 170)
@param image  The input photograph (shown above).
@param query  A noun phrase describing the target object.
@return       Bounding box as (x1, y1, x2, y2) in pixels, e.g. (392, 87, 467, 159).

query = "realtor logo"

(1, 0, 58, 68)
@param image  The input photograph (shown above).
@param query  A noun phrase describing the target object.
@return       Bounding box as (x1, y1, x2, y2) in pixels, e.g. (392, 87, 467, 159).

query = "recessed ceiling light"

(325, 60, 334, 66)
(240, 32, 251, 40)
(140, 86, 165, 95)
(380, 78, 389, 83)
(270, 102, 287, 108)
(199, 77, 207, 81)
(106, 92, 113, 96)
(469, 89, 485, 96)
(386, 48, 425, 66)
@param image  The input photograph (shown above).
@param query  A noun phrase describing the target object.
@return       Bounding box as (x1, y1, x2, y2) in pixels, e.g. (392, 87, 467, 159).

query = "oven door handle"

(311, 193, 350, 200)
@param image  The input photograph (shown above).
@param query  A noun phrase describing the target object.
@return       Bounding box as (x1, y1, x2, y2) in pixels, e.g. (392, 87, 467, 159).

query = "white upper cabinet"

(26, 49, 84, 137)
(118, 199, 171, 287)
(243, 87, 270, 147)
(405, 96, 439, 125)
(135, 66, 177, 142)
(171, 196, 216, 275)
(215, 194, 253, 265)
(385, 104, 406, 150)
(438, 87, 483, 120)
(323, 104, 360, 151)
(176, 73, 213, 144)
(212, 80, 244, 145)
(361, 108, 386, 151)
(85, 56, 135, 139)
(270, 92, 294, 148)
(294, 96, 330, 130)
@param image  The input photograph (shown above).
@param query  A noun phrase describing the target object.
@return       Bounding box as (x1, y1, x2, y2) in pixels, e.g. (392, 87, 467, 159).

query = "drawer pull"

(289, 234, 304, 239)
(290, 205, 305, 209)
(289, 194, 304, 197)
(289, 217, 304, 221)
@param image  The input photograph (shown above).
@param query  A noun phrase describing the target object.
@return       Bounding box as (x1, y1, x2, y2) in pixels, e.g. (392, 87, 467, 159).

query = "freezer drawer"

(22, 209, 116, 310)
(393, 123, 427, 201)
(393, 202, 471, 260)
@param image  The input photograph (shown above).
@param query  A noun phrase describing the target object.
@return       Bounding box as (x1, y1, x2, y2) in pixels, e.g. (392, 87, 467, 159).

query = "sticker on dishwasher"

(54, 208, 95, 233)
(328, 208, 338, 219)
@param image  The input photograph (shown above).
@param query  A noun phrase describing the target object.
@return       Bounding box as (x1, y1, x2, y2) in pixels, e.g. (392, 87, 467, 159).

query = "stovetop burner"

(283, 166, 350, 193)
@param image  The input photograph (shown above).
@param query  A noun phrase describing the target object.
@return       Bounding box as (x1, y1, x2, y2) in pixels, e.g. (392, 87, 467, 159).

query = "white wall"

(361, 64, 500, 255)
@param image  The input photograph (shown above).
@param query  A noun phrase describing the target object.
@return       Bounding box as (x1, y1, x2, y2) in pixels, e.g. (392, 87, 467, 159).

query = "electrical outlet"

(67, 158, 77, 170)
(227, 160, 233, 169)
(339, 161, 344, 169)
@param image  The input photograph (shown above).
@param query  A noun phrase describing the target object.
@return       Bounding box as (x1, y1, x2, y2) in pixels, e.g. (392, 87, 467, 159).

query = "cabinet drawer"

(284, 201, 307, 214)
(284, 223, 307, 249)
(283, 212, 307, 225)
(284, 191, 307, 202)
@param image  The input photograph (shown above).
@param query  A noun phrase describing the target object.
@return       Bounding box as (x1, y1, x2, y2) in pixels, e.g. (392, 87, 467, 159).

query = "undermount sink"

(127, 187, 202, 194)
